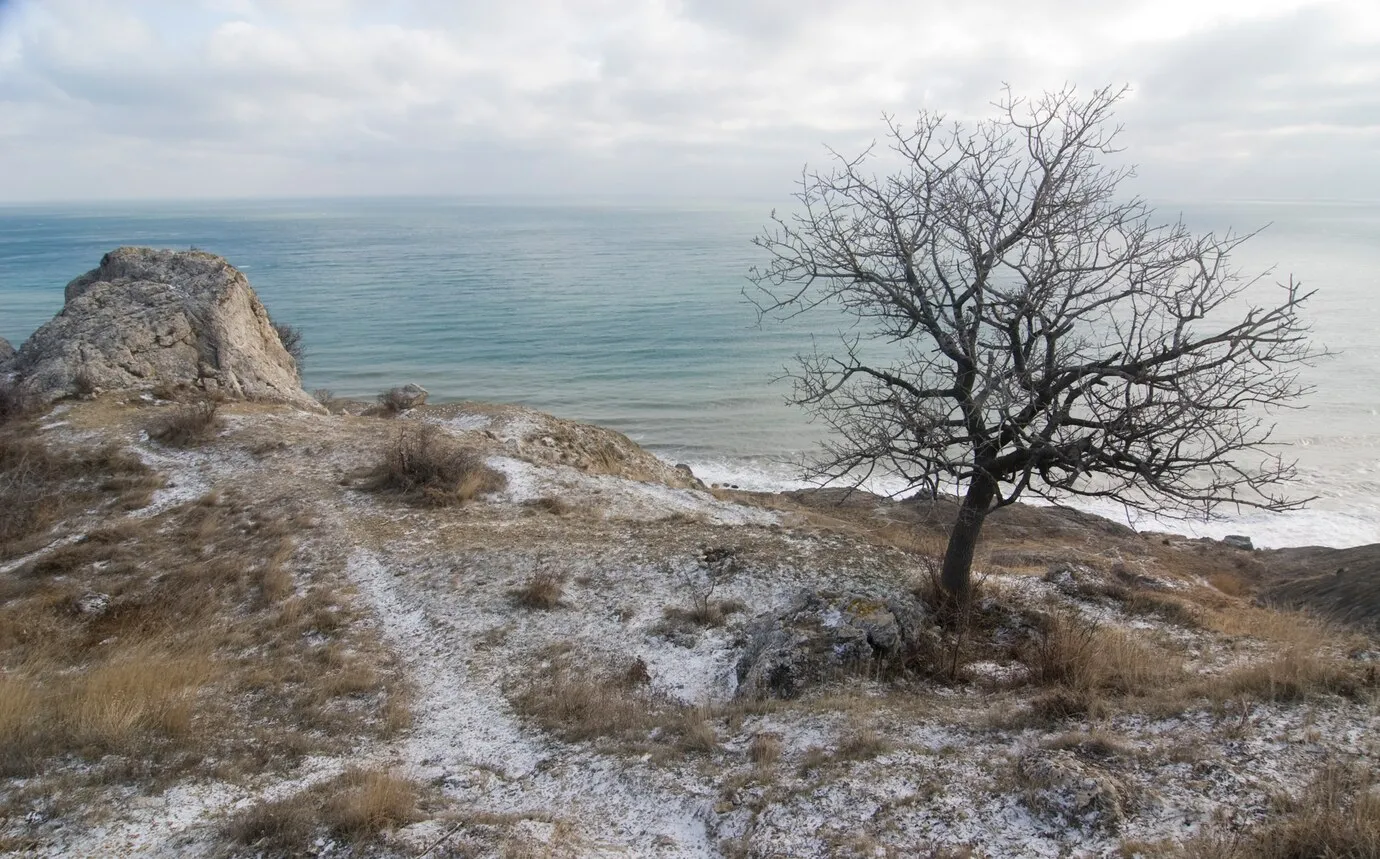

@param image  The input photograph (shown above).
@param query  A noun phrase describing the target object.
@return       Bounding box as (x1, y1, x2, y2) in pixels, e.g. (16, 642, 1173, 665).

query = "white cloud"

(0, 0, 1376, 201)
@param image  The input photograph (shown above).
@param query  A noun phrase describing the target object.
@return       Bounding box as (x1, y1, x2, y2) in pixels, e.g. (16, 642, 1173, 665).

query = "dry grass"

(511, 665, 662, 744)
(835, 727, 892, 761)
(226, 767, 425, 851)
(0, 428, 160, 556)
(147, 399, 221, 447)
(525, 495, 571, 516)
(0, 483, 407, 785)
(368, 423, 506, 506)
(1020, 610, 1185, 719)
(748, 732, 783, 769)
(1212, 647, 1371, 703)
(513, 569, 565, 609)
(1184, 761, 1380, 858)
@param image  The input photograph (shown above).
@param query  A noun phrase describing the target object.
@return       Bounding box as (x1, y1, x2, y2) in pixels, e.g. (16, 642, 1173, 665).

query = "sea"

(1, 197, 1377, 549)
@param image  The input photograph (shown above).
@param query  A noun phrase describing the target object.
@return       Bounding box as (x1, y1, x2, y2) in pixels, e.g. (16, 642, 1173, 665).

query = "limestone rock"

(1017, 748, 1129, 832)
(13, 247, 319, 410)
(387, 383, 429, 410)
(734, 589, 934, 698)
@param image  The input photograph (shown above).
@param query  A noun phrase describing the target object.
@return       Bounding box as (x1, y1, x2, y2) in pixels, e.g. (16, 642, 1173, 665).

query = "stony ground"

(1, 395, 1377, 858)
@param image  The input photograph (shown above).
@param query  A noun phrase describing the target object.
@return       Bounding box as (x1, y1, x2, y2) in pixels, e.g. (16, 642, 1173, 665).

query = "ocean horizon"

(3, 196, 1378, 549)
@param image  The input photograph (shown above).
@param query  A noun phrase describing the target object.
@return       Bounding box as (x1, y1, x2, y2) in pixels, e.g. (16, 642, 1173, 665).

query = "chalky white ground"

(9, 401, 1379, 858)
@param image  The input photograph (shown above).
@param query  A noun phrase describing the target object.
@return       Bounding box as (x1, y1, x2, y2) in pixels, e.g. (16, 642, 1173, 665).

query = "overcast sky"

(0, 0, 1376, 203)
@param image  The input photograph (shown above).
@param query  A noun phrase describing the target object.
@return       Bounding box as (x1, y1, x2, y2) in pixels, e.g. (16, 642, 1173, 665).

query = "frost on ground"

(2, 397, 1378, 858)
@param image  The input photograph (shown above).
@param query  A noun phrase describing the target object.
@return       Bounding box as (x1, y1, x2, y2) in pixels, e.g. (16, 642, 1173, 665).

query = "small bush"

(748, 732, 783, 769)
(148, 400, 221, 447)
(376, 387, 417, 414)
(513, 569, 564, 609)
(835, 727, 891, 761)
(271, 322, 305, 372)
(226, 767, 422, 851)
(1023, 611, 1180, 694)
(0, 377, 31, 425)
(368, 424, 506, 506)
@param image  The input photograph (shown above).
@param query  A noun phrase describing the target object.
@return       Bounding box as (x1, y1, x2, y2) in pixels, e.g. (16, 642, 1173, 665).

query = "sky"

(0, 0, 1377, 203)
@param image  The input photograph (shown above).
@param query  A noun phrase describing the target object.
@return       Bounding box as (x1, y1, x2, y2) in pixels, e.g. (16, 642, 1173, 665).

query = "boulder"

(0, 336, 14, 370)
(13, 247, 318, 410)
(734, 589, 935, 698)
(1222, 534, 1254, 551)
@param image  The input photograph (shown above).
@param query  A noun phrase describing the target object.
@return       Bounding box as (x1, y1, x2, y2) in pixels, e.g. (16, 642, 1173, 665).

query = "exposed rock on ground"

(11, 247, 318, 410)
(0, 337, 13, 371)
(735, 589, 934, 698)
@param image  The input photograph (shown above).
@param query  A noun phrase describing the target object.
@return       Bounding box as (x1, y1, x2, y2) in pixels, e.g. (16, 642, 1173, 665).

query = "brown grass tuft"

(513, 569, 565, 610)
(748, 732, 783, 769)
(147, 400, 221, 447)
(835, 727, 892, 762)
(1184, 761, 1380, 858)
(368, 424, 506, 506)
(226, 767, 424, 851)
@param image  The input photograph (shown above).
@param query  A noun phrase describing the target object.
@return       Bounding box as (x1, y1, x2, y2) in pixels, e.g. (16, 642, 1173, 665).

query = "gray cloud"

(0, 0, 1376, 202)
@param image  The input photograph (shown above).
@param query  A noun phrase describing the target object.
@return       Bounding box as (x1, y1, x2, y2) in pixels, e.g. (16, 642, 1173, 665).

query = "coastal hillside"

(0, 251, 1377, 858)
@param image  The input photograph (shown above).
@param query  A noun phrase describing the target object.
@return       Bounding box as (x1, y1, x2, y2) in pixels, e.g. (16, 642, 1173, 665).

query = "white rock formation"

(13, 247, 319, 410)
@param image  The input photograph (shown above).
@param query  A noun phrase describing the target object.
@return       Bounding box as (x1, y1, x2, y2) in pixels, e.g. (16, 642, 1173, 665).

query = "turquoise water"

(2, 197, 1379, 546)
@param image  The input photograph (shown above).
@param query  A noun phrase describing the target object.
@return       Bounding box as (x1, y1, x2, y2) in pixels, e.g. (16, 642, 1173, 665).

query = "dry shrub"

(148, 400, 221, 447)
(1021, 611, 1184, 717)
(0, 431, 159, 554)
(369, 424, 505, 506)
(271, 321, 305, 371)
(1213, 647, 1370, 703)
(513, 569, 565, 609)
(677, 705, 719, 754)
(0, 377, 32, 425)
(748, 732, 783, 769)
(836, 727, 892, 761)
(1185, 761, 1380, 858)
(511, 667, 660, 743)
(227, 768, 423, 851)
(376, 386, 417, 414)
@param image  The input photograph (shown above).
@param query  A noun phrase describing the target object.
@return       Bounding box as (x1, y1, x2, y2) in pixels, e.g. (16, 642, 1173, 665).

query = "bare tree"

(749, 86, 1319, 597)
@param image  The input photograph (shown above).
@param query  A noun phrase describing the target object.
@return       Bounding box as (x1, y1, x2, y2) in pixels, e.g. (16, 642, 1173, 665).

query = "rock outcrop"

(0, 336, 14, 372)
(735, 589, 935, 698)
(13, 247, 318, 410)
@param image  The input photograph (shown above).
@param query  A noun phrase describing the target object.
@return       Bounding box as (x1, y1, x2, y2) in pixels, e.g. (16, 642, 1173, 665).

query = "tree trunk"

(940, 472, 999, 596)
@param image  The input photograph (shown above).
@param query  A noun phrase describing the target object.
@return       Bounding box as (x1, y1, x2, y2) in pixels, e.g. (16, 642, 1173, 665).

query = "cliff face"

(13, 247, 319, 411)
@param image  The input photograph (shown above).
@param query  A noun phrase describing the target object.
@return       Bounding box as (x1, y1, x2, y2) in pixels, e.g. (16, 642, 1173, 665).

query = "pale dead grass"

(0, 425, 161, 557)
(1182, 761, 1380, 858)
(225, 767, 426, 851)
(1021, 610, 1187, 720)
(146, 399, 221, 447)
(0, 474, 408, 789)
